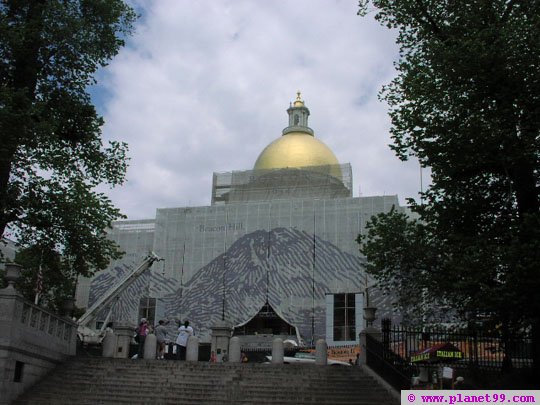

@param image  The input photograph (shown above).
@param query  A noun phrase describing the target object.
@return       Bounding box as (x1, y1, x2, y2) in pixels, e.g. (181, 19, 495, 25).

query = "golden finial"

(293, 90, 304, 107)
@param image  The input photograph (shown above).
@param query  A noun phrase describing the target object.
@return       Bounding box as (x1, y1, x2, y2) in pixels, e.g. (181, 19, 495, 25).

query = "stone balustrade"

(0, 282, 77, 404)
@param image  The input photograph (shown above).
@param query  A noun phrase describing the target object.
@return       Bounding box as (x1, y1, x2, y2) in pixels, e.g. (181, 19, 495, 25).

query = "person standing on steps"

(136, 318, 149, 359)
(155, 319, 168, 359)
(175, 320, 193, 360)
(210, 350, 217, 363)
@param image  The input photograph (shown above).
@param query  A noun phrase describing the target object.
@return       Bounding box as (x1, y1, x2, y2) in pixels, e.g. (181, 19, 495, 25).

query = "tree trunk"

(509, 160, 540, 375)
(533, 320, 540, 382)
(511, 161, 540, 220)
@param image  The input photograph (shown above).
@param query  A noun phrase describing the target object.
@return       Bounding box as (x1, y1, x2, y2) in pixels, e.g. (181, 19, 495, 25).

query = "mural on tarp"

(87, 262, 178, 323)
(165, 226, 368, 342)
(88, 226, 396, 343)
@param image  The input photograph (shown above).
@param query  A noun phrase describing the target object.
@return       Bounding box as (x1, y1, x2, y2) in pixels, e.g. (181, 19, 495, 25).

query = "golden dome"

(253, 131, 342, 178)
(253, 93, 342, 179)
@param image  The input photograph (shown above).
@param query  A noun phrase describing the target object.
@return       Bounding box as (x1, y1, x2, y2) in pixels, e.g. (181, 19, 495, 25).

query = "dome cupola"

(284, 91, 313, 135)
(253, 92, 341, 178)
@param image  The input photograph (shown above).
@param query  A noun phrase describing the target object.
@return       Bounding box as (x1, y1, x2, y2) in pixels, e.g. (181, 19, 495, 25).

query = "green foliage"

(358, 208, 450, 325)
(0, 1, 136, 284)
(358, 0, 540, 330)
(13, 244, 72, 312)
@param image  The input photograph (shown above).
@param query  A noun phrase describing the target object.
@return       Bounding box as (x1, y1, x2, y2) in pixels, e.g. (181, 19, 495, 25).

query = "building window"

(139, 297, 156, 326)
(333, 293, 355, 341)
(14, 361, 24, 382)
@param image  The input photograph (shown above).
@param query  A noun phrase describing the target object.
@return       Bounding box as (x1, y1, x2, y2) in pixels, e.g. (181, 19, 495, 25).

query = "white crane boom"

(77, 252, 162, 328)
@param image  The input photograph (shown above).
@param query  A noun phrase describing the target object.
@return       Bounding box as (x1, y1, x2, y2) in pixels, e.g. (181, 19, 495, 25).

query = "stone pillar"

(186, 336, 199, 361)
(358, 326, 382, 366)
(315, 339, 328, 365)
(272, 338, 284, 364)
(144, 333, 157, 359)
(210, 320, 232, 362)
(102, 331, 116, 358)
(114, 322, 134, 358)
(229, 336, 241, 363)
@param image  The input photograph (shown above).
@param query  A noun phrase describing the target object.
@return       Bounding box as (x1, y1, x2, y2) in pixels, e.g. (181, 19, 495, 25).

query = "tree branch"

(414, 0, 447, 41)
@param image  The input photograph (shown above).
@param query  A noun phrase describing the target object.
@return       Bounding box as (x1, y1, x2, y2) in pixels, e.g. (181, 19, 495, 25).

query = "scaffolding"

(212, 163, 353, 205)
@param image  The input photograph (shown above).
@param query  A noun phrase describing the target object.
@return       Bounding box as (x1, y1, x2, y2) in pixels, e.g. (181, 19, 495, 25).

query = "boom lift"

(77, 252, 163, 344)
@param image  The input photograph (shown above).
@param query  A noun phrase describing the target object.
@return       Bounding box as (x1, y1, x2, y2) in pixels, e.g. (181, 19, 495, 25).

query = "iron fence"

(365, 319, 533, 390)
(366, 332, 414, 390)
(380, 322, 532, 371)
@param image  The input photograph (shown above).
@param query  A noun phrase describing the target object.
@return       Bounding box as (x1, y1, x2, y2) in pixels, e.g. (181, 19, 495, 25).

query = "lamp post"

(363, 273, 377, 329)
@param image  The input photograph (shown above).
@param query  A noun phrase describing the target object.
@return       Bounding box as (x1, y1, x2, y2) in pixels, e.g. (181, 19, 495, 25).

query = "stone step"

(25, 381, 381, 396)
(17, 394, 393, 405)
(60, 365, 359, 375)
(16, 395, 396, 405)
(20, 398, 395, 405)
(30, 386, 381, 399)
(66, 359, 356, 371)
(45, 371, 377, 384)
(14, 357, 399, 405)
(62, 368, 372, 380)
(35, 377, 387, 394)
(19, 389, 394, 405)
(17, 391, 375, 403)
(39, 376, 376, 389)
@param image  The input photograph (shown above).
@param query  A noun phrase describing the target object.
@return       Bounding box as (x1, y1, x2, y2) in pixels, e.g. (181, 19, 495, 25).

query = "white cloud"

(95, 0, 424, 220)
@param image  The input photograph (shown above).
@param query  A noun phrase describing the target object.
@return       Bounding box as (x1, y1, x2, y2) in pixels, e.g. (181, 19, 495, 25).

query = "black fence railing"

(366, 332, 414, 390)
(365, 320, 533, 390)
(382, 323, 532, 371)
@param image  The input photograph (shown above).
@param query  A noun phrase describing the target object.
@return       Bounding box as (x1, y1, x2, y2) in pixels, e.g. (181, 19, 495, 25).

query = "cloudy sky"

(93, 0, 424, 221)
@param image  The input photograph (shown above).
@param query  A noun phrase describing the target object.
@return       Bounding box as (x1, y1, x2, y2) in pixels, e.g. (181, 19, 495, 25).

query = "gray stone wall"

(0, 289, 76, 404)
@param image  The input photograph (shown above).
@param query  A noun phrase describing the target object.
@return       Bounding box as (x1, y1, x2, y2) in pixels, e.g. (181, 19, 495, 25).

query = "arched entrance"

(233, 301, 301, 344)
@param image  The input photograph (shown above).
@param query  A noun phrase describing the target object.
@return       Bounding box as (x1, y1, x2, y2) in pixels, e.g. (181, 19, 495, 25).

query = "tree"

(358, 208, 448, 325)
(357, 0, 540, 371)
(11, 244, 72, 312)
(0, 1, 136, 284)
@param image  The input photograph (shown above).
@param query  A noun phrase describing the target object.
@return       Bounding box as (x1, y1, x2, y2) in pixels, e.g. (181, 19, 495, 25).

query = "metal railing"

(365, 319, 533, 390)
(365, 332, 414, 390)
(380, 322, 532, 371)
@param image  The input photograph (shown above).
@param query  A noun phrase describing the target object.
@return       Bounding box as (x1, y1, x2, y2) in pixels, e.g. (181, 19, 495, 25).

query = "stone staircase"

(13, 357, 398, 405)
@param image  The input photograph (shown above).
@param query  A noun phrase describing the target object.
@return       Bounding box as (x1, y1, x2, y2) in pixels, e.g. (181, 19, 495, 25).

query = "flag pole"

(34, 248, 44, 305)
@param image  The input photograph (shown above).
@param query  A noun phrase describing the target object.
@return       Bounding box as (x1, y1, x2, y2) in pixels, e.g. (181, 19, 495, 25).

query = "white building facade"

(76, 94, 405, 346)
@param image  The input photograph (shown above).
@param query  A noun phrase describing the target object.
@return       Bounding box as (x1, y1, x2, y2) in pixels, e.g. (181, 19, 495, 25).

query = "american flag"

(34, 264, 44, 305)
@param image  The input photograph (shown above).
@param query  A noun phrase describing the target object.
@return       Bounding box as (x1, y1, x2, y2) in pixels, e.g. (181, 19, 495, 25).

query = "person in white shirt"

(175, 320, 194, 360)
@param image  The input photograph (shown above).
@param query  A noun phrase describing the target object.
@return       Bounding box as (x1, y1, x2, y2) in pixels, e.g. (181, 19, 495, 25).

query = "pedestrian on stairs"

(175, 320, 194, 360)
(136, 318, 149, 359)
(210, 350, 217, 363)
(155, 319, 168, 359)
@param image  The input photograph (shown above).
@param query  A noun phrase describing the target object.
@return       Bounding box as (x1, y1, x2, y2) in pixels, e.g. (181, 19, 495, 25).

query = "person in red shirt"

(136, 318, 149, 359)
